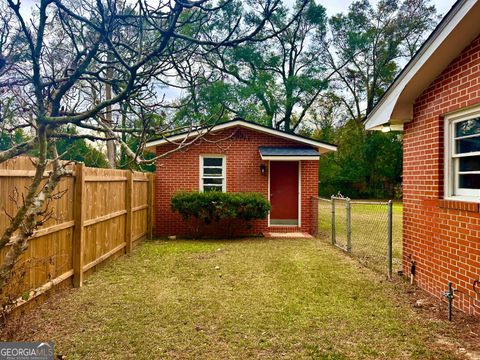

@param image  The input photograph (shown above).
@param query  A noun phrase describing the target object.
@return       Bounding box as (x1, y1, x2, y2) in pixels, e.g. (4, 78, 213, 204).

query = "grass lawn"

(318, 200, 403, 274)
(4, 237, 472, 359)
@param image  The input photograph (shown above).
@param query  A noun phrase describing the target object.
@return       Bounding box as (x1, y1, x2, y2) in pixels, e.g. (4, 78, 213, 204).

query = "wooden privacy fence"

(0, 157, 154, 310)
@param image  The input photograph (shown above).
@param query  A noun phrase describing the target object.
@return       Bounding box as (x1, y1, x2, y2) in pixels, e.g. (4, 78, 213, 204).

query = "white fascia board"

(364, 0, 475, 130)
(145, 120, 337, 152)
(261, 155, 320, 161)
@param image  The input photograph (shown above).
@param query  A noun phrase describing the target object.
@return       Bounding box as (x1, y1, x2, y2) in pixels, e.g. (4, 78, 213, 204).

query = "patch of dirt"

(402, 283, 480, 360)
(0, 286, 78, 341)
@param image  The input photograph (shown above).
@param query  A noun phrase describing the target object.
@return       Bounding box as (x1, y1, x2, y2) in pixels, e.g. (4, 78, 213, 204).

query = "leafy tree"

(181, 0, 329, 132)
(364, 131, 403, 197)
(54, 128, 109, 168)
(328, 0, 438, 122)
(312, 0, 438, 198)
(307, 92, 344, 142)
(316, 120, 403, 199)
(0, 130, 27, 152)
(0, 0, 293, 292)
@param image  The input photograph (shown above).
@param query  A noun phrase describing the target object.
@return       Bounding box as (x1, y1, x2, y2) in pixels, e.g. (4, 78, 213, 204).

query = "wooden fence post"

(147, 173, 154, 239)
(73, 163, 85, 287)
(125, 170, 133, 254)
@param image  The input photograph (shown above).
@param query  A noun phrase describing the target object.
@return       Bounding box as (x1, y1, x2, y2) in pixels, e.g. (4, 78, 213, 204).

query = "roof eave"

(145, 119, 337, 153)
(365, 0, 480, 131)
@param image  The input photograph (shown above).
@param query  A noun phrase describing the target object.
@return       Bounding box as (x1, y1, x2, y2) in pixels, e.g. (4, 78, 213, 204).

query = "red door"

(270, 161, 299, 224)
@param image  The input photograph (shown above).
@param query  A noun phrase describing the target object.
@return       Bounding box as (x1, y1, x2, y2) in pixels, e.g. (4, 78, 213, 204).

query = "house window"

(200, 155, 226, 192)
(445, 108, 480, 200)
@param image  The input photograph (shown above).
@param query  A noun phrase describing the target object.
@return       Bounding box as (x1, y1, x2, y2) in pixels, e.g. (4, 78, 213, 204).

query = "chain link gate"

(312, 196, 401, 278)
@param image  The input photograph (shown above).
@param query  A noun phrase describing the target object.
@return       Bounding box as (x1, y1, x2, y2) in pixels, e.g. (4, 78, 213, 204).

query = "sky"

(19, 0, 456, 16)
(321, 0, 454, 17)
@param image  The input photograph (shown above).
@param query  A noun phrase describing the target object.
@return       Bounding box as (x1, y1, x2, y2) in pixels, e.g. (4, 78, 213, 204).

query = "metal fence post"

(331, 195, 336, 245)
(387, 200, 393, 280)
(346, 198, 352, 253)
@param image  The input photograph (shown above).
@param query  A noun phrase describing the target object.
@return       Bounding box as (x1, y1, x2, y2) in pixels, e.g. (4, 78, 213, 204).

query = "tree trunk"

(0, 134, 67, 291)
(105, 62, 115, 168)
(120, 102, 127, 168)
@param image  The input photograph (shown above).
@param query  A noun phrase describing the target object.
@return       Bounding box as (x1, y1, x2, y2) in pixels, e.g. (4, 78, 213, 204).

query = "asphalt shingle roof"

(258, 147, 319, 157)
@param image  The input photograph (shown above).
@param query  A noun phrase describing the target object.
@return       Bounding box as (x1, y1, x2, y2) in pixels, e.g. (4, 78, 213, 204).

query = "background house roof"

(146, 118, 337, 154)
(258, 146, 319, 156)
(259, 147, 320, 160)
(364, 0, 480, 131)
(259, 147, 319, 156)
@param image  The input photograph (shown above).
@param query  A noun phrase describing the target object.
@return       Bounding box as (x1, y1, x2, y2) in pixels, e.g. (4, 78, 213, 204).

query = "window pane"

(203, 157, 223, 167)
(460, 156, 480, 172)
(204, 167, 223, 176)
(203, 178, 223, 185)
(456, 118, 480, 137)
(456, 137, 480, 154)
(204, 185, 223, 192)
(459, 174, 480, 189)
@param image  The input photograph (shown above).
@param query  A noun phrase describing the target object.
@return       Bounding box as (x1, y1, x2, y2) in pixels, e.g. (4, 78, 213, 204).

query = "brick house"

(365, 0, 480, 315)
(146, 118, 336, 237)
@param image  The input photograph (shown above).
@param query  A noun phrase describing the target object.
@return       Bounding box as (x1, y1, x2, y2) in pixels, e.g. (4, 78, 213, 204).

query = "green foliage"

(54, 127, 109, 168)
(118, 136, 156, 173)
(169, 1, 438, 200)
(173, 81, 235, 126)
(177, 0, 329, 132)
(317, 121, 402, 199)
(1, 127, 109, 168)
(171, 191, 270, 226)
(0, 129, 28, 151)
(307, 0, 438, 198)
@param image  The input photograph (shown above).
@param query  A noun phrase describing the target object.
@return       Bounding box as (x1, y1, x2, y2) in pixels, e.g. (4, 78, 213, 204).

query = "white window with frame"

(445, 108, 480, 200)
(200, 155, 226, 192)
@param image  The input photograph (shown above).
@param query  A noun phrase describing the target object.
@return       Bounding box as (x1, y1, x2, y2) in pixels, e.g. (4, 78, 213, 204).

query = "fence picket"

(147, 174, 154, 240)
(0, 157, 154, 310)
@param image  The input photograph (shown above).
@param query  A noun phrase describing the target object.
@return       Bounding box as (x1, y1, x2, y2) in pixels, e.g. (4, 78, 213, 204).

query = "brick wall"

(403, 35, 480, 315)
(154, 126, 319, 237)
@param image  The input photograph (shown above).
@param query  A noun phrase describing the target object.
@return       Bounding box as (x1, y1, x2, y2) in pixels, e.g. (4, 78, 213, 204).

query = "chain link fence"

(312, 196, 402, 277)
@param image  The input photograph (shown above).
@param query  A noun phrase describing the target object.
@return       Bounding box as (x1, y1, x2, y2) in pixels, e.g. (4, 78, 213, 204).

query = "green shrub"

(171, 192, 270, 227)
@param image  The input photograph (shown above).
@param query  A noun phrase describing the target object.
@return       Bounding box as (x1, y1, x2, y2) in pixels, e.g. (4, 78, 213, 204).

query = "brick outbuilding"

(365, 0, 480, 315)
(146, 119, 336, 237)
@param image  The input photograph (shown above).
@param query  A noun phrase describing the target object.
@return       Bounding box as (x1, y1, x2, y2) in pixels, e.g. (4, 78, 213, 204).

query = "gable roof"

(145, 118, 337, 154)
(364, 0, 480, 131)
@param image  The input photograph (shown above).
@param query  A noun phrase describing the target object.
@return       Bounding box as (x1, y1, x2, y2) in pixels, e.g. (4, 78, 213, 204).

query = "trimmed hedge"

(171, 191, 270, 226)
